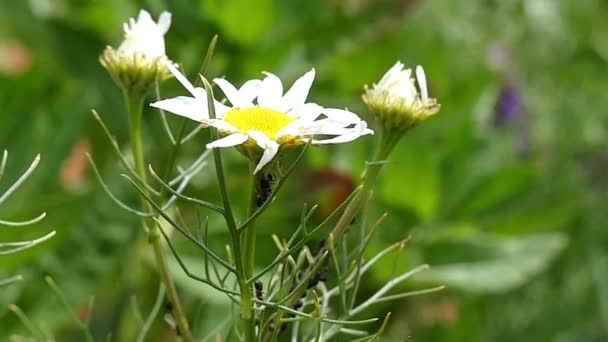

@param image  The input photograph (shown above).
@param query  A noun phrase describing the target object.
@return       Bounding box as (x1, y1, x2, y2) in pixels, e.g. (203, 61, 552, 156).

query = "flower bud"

(363, 62, 440, 132)
(100, 10, 174, 95)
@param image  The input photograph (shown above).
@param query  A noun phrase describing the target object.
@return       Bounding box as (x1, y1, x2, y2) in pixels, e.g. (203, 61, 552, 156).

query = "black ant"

(257, 173, 274, 207)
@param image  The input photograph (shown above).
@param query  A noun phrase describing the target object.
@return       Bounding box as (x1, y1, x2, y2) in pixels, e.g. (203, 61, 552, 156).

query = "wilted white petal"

(305, 120, 352, 135)
(322, 108, 364, 124)
(312, 122, 373, 145)
(248, 130, 279, 173)
(150, 96, 208, 122)
(275, 118, 306, 137)
(257, 72, 284, 110)
(280, 68, 315, 111)
(277, 103, 325, 137)
(214, 78, 252, 108)
(279, 119, 347, 137)
(287, 102, 323, 121)
(206, 133, 248, 149)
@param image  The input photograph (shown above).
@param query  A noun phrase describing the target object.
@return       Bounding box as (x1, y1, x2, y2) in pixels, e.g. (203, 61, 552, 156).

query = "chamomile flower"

(100, 10, 174, 95)
(363, 61, 440, 131)
(151, 63, 373, 173)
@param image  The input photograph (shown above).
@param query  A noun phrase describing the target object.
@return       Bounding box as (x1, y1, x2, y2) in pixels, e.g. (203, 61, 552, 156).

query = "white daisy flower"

(100, 10, 174, 94)
(152, 63, 373, 173)
(363, 61, 440, 130)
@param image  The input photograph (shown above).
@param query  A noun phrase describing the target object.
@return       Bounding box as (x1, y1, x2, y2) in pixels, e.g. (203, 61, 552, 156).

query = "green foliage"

(0, 0, 607, 340)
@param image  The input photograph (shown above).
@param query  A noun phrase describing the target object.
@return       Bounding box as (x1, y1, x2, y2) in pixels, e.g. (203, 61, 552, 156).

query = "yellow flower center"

(223, 107, 294, 140)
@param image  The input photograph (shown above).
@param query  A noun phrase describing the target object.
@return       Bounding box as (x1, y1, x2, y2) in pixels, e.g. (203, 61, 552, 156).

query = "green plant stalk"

(125, 91, 194, 342)
(235, 222, 255, 341)
(200, 78, 256, 340)
(240, 162, 263, 340)
(333, 127, 400, 245)
(243, 162, 262, 279)
(267, 129, 401, 337)
(348, 127, 401, 309)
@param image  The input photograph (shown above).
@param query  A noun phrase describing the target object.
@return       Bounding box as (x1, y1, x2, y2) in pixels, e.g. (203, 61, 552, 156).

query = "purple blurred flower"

(494, 84, 523, 127)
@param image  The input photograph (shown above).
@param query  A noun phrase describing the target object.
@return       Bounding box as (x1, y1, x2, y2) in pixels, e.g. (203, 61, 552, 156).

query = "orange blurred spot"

(60, 139, 91, 191)
(417, 299, 460, 326)
(0, 41, 32, 76)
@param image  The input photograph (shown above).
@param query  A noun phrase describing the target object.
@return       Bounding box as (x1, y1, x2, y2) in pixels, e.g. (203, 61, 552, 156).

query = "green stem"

(328, 128, 398, 243)
(361, 127, 401, 196)
(241, 162, 262, 340)
(125, 91, 194, 342)
(201, 78, 256, 340)
(348, 127, 398, 310)
(243, 163, 262, 279)
(269, 128, 402, 336)
(208, 137, 254, 339)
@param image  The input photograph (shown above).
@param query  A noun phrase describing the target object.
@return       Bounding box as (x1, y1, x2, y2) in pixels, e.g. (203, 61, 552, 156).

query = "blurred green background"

(1, 0, 607, 340)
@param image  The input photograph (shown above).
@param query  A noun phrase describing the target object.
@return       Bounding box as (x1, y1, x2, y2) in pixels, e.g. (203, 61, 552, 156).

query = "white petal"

(207, 119, 240, 133)
(275, 119, 306, 137)
(416, 65, 429, 103)
(165, 61, 198, 97)
(378, 61, 404, 86)
(278, 119, 348, 137)
(247, 130, 279, 174)
(238, 79, 262, 104)
(257, 72, 284, 110)
(136, 10, 153, 25)
(157, 11, 172, 34)
(192, 87, 231, 118)
(277, 103, 325, 137)
(280, 68, 315, 111)
(322, 108, 364, 124)
(118, 9, 169, 60)
(312, 122, 373, 145)
(288, 102, 323, 120)
(206, 133, 248, 149)
(214, 78, 252, 108)
(151, 96, 208, 122)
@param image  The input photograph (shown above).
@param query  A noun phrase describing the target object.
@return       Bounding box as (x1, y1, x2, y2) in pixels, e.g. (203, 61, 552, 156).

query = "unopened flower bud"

(100, 10, 174, 96)
(363, 61, 440, 132)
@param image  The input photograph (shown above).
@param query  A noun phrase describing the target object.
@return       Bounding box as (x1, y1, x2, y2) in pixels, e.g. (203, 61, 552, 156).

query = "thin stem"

(243, 162, 262, 279)
(46, 276, 95, 342)
(350, 264, 429, 316)
(240, 163, 262, 340)
(0, 154, 40, 206)
(201, 78, 255, 341)
(136, 284, 165, 342)
(160, 118, 187, 189)
(126, 93, 148, 209)
(349, 128, 399, 310)
(9, 304, 47, 340)
(0, 275, 22, 287)
(125, 90, 194, 342)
